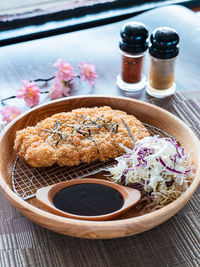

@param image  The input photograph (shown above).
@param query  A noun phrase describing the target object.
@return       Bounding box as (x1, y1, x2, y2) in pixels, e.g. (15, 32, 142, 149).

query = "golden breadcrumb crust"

(14, 106, 149, 167)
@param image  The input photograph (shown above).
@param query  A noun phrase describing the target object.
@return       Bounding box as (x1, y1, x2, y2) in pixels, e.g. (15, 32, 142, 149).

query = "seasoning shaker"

(146, 27, 179, 98)
(116, 22, 148, 92)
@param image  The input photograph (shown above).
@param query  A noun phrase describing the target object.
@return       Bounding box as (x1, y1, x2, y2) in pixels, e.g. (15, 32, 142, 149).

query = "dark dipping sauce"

(53, 183, 124, 216)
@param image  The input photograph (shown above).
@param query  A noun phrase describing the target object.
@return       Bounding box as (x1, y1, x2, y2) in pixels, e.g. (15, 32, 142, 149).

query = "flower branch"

(1, 96, 17, 104)
(0, 58, 98, 123)
(32, 76, 55, 83)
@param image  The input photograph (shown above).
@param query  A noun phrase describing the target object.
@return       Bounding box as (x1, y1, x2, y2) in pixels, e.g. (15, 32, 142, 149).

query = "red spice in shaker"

(116, 22, 148, 91)
(121, 53, 144, 83)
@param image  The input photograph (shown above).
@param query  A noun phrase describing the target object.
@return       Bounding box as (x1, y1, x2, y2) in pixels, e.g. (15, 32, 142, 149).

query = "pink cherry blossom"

(78, 62, 98, 86)
(53, 58, 76, 82)
(16, 80, 40, 107)
(49, 78, 71, 100)
(1, 106, 22, 123)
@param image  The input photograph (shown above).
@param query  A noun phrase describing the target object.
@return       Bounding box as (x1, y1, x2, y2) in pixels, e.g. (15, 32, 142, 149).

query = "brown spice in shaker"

(149, 58, 175, 90)
(121, 55, 144, 83)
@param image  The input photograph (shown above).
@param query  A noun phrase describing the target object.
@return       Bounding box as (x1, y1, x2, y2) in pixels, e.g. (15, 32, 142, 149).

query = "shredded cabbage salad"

(107, 136, 194, 212)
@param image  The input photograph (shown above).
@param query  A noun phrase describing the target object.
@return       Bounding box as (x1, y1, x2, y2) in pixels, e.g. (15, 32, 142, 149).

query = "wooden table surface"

(0, 4, 200, 113)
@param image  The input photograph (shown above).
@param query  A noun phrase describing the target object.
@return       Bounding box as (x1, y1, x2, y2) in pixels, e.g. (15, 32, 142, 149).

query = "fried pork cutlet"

(14, 106, 149, 167)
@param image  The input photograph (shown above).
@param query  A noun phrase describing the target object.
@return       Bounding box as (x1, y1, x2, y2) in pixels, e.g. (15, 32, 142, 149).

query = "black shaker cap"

(149, 27, 179, 59)
(119, 22, 148, 53)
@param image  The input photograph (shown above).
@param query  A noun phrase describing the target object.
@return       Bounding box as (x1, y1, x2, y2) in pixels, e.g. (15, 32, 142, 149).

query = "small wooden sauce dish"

(36, 178, 141, 221)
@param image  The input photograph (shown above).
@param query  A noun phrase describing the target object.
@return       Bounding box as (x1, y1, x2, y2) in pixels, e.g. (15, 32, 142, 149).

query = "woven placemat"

(0, 91, 199, 267)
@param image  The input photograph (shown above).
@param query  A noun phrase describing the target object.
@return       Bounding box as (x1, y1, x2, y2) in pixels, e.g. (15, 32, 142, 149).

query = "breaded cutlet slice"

(14, 106, 149, 167)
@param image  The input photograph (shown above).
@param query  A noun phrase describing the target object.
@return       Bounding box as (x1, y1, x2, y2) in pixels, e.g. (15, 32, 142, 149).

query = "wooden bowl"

(0, 95, 200, 239)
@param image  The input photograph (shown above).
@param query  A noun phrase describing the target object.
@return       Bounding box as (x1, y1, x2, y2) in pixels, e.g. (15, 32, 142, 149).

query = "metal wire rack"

(12, 123, 173, 200)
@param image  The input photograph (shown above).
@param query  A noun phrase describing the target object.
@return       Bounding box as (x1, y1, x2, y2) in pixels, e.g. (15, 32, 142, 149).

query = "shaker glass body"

(149, 56, 177, 89)
(117, 50, 146, 91)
